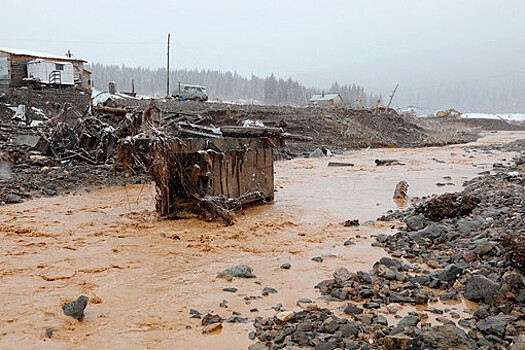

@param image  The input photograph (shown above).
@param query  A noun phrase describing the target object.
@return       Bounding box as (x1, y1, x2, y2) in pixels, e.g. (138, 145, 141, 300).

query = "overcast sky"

(1, 0, 525, 106)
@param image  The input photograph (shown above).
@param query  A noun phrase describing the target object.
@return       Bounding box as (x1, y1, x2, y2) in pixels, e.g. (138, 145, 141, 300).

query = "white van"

(173, 84, 208, 102)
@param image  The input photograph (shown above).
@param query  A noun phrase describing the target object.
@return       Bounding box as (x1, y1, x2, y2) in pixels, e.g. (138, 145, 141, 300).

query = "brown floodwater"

(0, 131, 523, 349)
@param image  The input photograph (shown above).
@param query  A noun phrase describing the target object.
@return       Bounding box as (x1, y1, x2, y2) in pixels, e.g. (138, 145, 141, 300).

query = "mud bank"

(0, 131, 523, 349)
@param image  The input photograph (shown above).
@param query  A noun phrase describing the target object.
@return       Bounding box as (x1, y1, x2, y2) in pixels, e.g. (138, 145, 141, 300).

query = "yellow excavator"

(436, 109, 462, 117)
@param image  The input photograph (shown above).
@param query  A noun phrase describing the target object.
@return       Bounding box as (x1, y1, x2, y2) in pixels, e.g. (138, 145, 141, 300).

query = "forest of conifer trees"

(87, 63, 378, 107)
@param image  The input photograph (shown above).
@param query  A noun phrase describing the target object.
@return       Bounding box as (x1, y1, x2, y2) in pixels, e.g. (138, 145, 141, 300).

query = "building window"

(55, 64, 64, 71)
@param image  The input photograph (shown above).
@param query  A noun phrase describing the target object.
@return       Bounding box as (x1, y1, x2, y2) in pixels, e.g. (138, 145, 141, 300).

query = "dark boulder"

(62, 295, 88, 321)
(463, 275, 500, 303)
(406, 324, 476, 350)
(476, 315, 517, 337)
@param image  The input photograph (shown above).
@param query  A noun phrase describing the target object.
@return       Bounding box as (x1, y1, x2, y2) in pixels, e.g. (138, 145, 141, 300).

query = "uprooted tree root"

(501, 232, 525, 274)
(415, 193, 480, 222)
(118, 132, 236, 224)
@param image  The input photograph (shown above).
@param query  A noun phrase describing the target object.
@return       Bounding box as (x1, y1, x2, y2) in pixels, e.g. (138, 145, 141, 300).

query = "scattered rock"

(201, 313, 223, 326)
(340, 323, 359, 338)
(223, 265, 256, 278)
(248, 343, 269, 350)
(343, 219, 359, 227)
(376, 159, 404, 166)
(384, 334, 412, 350)
(262, 287, 278, 296)
(62, 295, 88, 321)
(280, 263, 291, 270)
(6, 193, 24, 204)
(344, 303, 364, 315)
(333, 267, 352, 282)
(405, 214, 426, 231)
(344, 239, 356, 246)
(476, 315, 517, 337)
(463, 275, 500, 302)
(222, 287, 238, 293)
(45, 328, 53, 339)
(311, 256, 323, 263)
(202, 322, 222, 334)
(327, 162, 354, 167)
(437, 264, 463, 282)
(407, 324, 476, 349)
(275, 311, 294, 322)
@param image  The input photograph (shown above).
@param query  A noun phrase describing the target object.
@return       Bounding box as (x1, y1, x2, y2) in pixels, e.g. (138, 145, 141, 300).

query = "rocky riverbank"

(250, 142, 524, 349)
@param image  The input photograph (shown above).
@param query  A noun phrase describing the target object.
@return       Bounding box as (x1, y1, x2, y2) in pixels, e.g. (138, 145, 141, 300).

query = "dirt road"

(0, 131, 523, 349)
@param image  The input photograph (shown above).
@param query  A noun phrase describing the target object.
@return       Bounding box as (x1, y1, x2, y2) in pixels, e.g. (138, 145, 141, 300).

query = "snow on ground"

(461, 113, 525, 122)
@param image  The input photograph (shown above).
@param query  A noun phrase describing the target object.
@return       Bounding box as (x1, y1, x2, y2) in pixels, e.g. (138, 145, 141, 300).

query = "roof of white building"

(0, 47, 85, 62)
(309, 94, 341, 102)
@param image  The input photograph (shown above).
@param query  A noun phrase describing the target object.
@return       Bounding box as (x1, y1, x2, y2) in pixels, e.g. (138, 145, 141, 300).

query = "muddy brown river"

(0, 131, 523, 349)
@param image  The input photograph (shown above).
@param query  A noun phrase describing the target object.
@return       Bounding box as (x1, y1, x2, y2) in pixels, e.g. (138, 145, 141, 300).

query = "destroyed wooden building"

(0, 47, 91, 89)
(120, 113, 310, 222)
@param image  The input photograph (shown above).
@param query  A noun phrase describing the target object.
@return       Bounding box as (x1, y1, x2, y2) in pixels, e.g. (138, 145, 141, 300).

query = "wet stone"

(379, 257, 402, 270)
(333, 267, 352, 282)
(223, 265, 256, 278)
(62, 295, 88, 321)
(340, 323, 359, 338)
(436, 264, 463, 282)
(344, 219, 360, 227)
(476, 315, 517, 337)
(202, 313, 222, 326)
(344, 239, 356, 246)
(6, 193, 24, 204)
(248, 343, 268, 350)
(405, 214, 426, 231)
(226, 316, 248, 323)
(473, 307, 490, 319)
(343, 303, 364, 316)
(390, 293, 415, 304)
(45, 328, 53, 339)
(363, 301, 380, 309)
(407, 324, 475, 350)
(384, 334, 412, 350)
(373, 315, 388, 326)
(262, 287, 278, 296)
(463, 275, 500, 302)
(397, 314, 421, 328)
(315, 342, 337, 350)
(439, 290, 458, 301)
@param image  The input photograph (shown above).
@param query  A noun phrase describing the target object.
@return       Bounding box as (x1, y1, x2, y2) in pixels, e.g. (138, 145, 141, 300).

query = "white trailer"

(27, 59, 74, 86)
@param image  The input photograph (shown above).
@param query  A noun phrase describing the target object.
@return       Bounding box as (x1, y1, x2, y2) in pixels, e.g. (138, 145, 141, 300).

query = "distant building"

(309, 93, 343, 106)
(0, 47, 91, 89)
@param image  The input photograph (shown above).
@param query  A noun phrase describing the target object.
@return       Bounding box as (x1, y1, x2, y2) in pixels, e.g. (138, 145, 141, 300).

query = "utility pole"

(354, 87, 364, 110)
(166, 33, 170, 97)
(385, 83, 399, 112)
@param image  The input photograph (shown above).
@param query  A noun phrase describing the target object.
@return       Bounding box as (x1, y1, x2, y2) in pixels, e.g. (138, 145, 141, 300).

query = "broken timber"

(122, 124, 310, 223)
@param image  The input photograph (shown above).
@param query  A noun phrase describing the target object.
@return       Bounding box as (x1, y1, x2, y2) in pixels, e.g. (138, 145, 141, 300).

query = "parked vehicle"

(173, 84, 208, 101)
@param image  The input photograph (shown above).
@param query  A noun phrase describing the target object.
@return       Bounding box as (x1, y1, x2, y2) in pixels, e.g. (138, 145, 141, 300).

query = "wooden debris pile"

(119, 122, 310, 223)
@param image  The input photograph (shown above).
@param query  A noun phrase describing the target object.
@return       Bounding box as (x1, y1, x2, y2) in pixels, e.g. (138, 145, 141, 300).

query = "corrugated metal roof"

(0, 47, 85, 62)
(309, 94, 341, 101)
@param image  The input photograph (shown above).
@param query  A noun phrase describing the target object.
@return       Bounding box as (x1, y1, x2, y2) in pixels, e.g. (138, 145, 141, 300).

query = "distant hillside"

(87, 63, 378, 106)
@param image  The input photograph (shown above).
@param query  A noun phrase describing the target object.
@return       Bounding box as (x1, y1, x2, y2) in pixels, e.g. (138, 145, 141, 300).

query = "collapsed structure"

(119, 113, 310, 223)
(0, 87, 310, 222)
